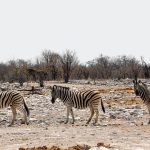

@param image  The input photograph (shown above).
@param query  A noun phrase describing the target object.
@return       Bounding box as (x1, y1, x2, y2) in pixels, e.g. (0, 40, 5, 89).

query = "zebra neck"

(59, 90, 70, 102)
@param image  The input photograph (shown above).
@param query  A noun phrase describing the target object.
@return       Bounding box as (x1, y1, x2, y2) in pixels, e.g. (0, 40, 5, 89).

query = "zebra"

(133, 79, 150, 124)
(0, 91, 30, 126)
(50, 85, 105, 124)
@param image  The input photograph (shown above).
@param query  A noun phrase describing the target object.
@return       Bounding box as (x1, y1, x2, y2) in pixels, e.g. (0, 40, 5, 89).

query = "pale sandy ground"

(0, 80, 150, 150)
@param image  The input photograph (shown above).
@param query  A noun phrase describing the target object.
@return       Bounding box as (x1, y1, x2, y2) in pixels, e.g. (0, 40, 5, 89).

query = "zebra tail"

(101, 99, 105, 113)
(24, 101, 30, 117)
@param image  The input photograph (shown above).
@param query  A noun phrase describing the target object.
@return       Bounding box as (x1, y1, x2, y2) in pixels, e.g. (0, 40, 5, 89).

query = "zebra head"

(50, 85, 70, 104)
(51, 85, 58, 104)
(133, 79, 141, 96)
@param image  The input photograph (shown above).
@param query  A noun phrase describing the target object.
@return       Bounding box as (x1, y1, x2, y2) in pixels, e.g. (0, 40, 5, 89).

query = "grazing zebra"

(0, 91, 30, 126)
(51, 85, 105, 124)
(133, 79, 150, 124)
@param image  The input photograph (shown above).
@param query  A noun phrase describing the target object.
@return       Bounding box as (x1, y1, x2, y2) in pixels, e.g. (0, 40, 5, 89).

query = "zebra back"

(0, 91, 24, 108)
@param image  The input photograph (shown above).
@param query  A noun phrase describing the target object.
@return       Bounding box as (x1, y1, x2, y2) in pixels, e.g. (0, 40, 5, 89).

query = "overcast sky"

(0, 0, 150, 64)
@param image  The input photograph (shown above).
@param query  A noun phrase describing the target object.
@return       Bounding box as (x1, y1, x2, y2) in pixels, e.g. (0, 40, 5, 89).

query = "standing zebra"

(0, 91, 30, 126)
(133, 79, 150, 124)
(51, 85, 105, 124)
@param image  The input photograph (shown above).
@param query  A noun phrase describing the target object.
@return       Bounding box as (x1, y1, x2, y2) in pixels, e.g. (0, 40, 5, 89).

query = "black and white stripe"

(133, 79, 150, 124)
(0, 91, 30, 126)
(51, 85, 105, 124)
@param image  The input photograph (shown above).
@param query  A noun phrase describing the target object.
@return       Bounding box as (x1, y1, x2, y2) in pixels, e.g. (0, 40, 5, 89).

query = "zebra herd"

(0, 78, 150, 126)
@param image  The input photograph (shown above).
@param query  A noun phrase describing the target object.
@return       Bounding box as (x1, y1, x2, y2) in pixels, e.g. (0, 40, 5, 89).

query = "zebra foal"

(0, 91, 30, 126)
(50, 85, 105, 124)
(133, 79, 150, 124)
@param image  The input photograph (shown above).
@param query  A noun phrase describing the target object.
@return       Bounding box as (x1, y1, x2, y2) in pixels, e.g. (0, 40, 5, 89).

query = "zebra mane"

(139, 80, 148, 89)
(53, 85, 70, 91)
(139, 80, 150, 97)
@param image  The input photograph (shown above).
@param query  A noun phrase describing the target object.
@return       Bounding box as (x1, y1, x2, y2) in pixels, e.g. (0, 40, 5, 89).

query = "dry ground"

(0, 80, 150, 150)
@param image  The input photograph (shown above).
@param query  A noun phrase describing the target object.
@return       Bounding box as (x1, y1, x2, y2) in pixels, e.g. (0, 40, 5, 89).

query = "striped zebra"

(51, 85, 105, 124)
(0, 91, 30, 126)
(133, 79, 150, 124)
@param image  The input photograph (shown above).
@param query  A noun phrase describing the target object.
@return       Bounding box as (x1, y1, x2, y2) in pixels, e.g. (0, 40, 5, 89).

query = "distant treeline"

(0, 50, 150, 84)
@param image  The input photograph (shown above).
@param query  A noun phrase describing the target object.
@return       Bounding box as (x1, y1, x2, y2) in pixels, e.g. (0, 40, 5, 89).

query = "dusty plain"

(0, 79, 150, 150)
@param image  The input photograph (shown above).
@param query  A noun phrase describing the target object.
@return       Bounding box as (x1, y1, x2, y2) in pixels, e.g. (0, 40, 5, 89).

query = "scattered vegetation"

(0, 50, 150, 84)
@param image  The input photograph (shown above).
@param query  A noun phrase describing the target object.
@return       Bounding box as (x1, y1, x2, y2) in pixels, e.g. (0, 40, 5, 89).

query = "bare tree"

(42, 50, 61, 80)
(0, 63, 8, 82)
(141, 57, 150, 78)
(2, 59, 28, 85)
(87, 60, 97, 82)
(96, 54, 111, 79)
(72, 64, 89, 79)
(61, 50, 78, 83)
(16, 59, 28, 86)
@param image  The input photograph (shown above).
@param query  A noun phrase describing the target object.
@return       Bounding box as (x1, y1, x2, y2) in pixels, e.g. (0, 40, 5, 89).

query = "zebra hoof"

(86, 122, 90, 125)
(21, 121, 25, 124)
(85, 122, 89, 126)
(93, 123, 96, 126)
(21, 120, 29, 125)
(8, 123, 13, 127)
(64, 121, 68, 124)
(21, 122, 29, 125)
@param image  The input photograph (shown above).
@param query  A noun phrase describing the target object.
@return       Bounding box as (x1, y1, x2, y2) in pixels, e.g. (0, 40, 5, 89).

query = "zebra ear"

(134, 75, 137, 81)
(133, 80, 137, 84)
(49, 86, 53, 90)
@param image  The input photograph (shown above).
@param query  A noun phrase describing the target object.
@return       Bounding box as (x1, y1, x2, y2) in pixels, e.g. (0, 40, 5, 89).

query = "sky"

(0, 0, 150, 64)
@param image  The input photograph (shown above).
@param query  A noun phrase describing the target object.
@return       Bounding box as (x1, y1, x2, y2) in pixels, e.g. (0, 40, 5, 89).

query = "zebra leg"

(86, 106, 94, 124)
(147, 103, 150, 124)
(64, 106, 70, 124)
(18, 106, 28, 125)
(9, 106, 17, 126)
(22, 109, 28, 125)
(70, 108, 75, 124)
(94, 108, 99, 125)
